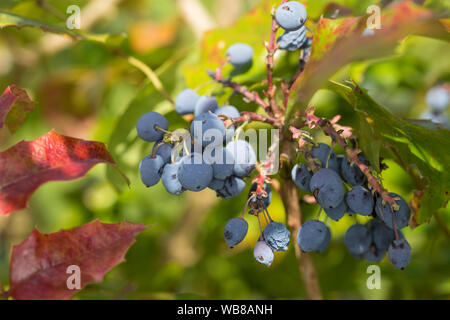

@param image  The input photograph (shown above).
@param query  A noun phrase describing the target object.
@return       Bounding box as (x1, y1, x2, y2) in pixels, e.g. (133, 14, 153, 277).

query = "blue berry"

(375, 193, 410, 229)
(275, 1, 307, 31)
(324, 199, 347, 221)
(311, 143, 339, 172)
(139, 155, 165, 187)
(426, 86, 449, 112)
(215, 105, 240, 119)
(226, 43, 254, 67)
(224, 217, 248, 248)
(204, 147, 235, 180)
(388, 238, 411, 269)
(254, 240, 274, 266)
(277, 25, 307, 51)
(263, 221, 291, 252)
(175, 89, 199, 115)
(225, 140, 256, 177)
(178, 153, 213, 191)
(291, 163, 312, 192)
(152, 140, 173, 164)
(216, 176, 246, 199)
(297, 220, 329, 252)
(363, 245, 385, 262)
(368, 218, 395, 252)
(190, 112, 226, 147)
(310, 168, 345, 209)
(194, 95, 218, 116)
(209, 178, 225, 191)
(340, 154, 367, 186)
(161, 162, 184, 195)
(345, 186, 374, 216)
(315, 226, 331, 253)
(344, 224, 372, 256)
(136, 112, 168, 142)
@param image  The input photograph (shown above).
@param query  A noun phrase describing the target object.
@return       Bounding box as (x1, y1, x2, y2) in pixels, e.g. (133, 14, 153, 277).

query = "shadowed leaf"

(329, 80, 450, 225)
(9, 220, 147, 300)
(0, 85, 34, 133)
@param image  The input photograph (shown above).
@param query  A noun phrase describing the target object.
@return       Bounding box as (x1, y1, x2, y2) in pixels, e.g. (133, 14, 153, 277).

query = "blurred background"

(0, 0, 449, 300)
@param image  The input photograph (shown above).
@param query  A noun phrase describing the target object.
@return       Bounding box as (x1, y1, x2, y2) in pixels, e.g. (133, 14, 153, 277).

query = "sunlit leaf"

(287, 1, 449, 120)
(0, 130, 128, 215)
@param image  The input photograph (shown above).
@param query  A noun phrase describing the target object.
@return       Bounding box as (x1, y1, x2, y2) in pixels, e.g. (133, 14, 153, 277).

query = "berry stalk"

(305, 111, 399, 209)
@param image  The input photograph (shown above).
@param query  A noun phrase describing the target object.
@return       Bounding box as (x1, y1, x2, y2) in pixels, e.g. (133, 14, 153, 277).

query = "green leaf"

(106, 84, 165, 191)
(183, 0, 274, 89)
(286, 1, 450, 120)
(0, 9, 73, 35)
(329, 80, 450, 225)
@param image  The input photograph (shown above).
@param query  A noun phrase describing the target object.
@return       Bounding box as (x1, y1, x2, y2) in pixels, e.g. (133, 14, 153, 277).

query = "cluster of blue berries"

(137, 96, 256, 198)
(292, 142, 412, 269)
(275, 1, 311, 51)
(420, 84, 449, 128)
(136, 39, 295, 267)
(224, 182, 291, 267)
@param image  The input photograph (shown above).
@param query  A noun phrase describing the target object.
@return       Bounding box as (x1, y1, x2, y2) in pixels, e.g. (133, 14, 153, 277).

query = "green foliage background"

(0, 0, 449, 299)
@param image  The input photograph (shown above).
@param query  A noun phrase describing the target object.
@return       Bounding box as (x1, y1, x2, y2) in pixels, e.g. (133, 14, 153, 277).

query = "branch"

(280, 140, 323, 300)
(208, 70, 271, 114)
(289, 126, 321, 173)
(225, 111, 282, 128)
(305, 111, 398, 209)
(265, 13, 281, 116)
(289, 47, 311, 90)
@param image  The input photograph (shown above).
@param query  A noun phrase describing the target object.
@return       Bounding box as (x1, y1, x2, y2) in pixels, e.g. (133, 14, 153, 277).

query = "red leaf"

(0, 85, 34, 133)
(9, 220, 147, 300)
(0, 130, 128, 215)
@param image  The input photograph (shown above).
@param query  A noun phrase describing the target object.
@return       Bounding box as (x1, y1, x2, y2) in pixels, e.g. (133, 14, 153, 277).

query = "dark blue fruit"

(388, 238, 411, 269)
(275, 1, 307, 31)
(175, 89, 199, 115)
(216, 176, 246, 199)
(178, 153, 213, 191)
(345, 186, 374, 216)
(136, 112, 168, 142)
(263, 221, 291, 251)
(297, 220, 329, 252)
(224, 217, 248, 248)
(291, 163, 312, 192)
(310, 168, 345, 209)
(139, 155, 165, 187)
(161, 162, 184, 195)
(375, 193, 410, 229)
(344, 224, 371, 256)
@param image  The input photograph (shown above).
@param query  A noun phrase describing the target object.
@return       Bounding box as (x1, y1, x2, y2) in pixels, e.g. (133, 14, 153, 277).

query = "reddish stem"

(305, 112, 398, 209)
(265, 15, 281, 117)
(208, 70, 271, 114)
(230, 111, 282, 128)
